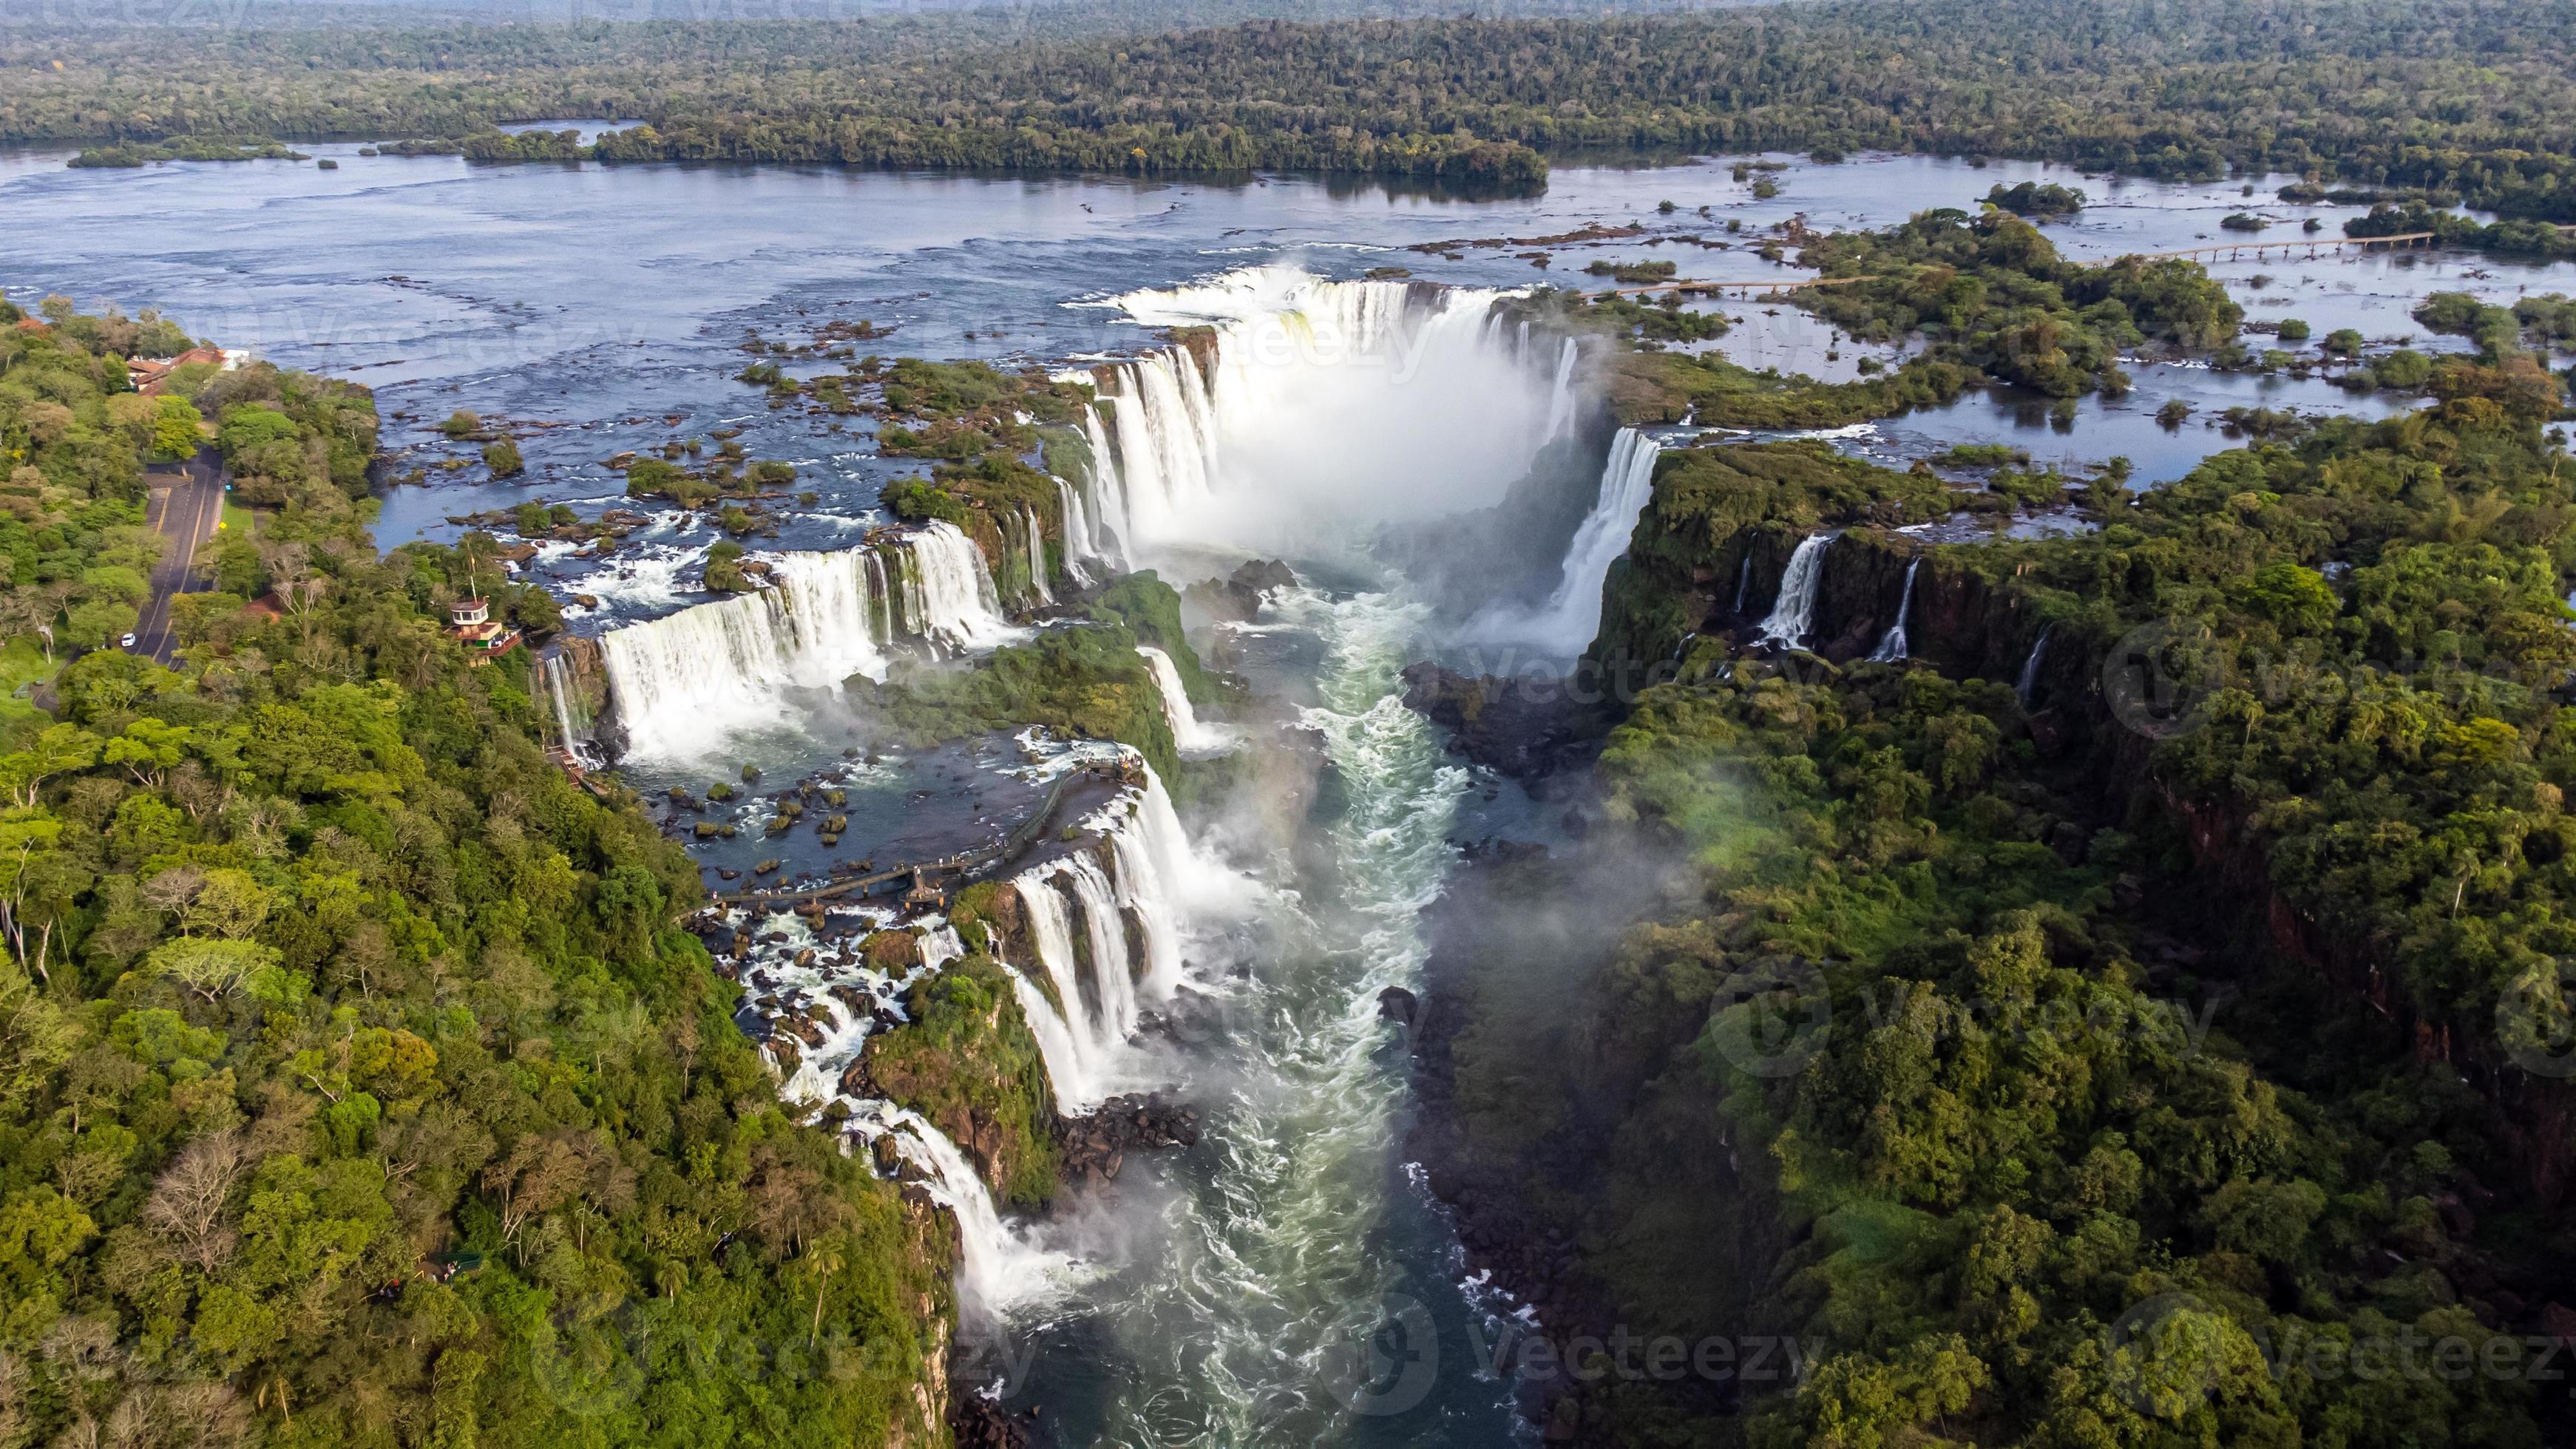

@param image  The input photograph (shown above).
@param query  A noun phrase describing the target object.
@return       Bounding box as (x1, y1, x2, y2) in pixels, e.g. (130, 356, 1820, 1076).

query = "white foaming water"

(540, 652, 600, 766)
(1541, 335, 1582, 441)
(572, 542, 699, 613)
(1087, 587, 1482, 1442)
(597, 547, 894, 758)
(1011, 871, 1105, 1106)
(1074, 406, 1134, 568)
(1053, 479, 1097, 588)
(1086, 265, 1553, 555)
(2018, 622, 2055, 705)
(847, 1099, 1079, 1324)
(1758, 532, 1836, 648)
(597, 525, 1019, 760)
(1870, 556, 1922, 662)
(1136, 645, 1236, 756)
(1005, 756, 1251, 1110)
(907, 521, 1023, 653)
(1018, 504, 1055, 607)
(1465, 427, 1663, 654)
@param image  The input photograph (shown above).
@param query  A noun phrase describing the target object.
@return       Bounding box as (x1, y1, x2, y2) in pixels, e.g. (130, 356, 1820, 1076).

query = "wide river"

(7, 140, 2567, 1447)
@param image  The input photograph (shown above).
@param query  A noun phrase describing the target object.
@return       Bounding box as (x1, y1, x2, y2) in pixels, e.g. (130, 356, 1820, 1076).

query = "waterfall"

(1064, 855, 1139, 1048)
(1732, 555, 1752, 617)
(1102, 771, 1233, 999)
(597, 524, 1018, 759)
(1009, 855, 1136, 1093)
(1054, 478, 1097, 587)
(540, 652, 600, 765)
(1075, 406, 1133, 568)
(904, 521, 1020, 654)
(597, 548, 893, 758)
(1020, 504, 1055, 607)
(1002, 754, 1251, 1107)
(919, 923, 966, 972)
(1756, 533, 1834, 649)
(848, 1100, 1073, 1322)
(1012, 871, 1105, 1105)
(1137, 645, 1233, 756)
(2017, 623, 2054, 707)
(1540, 336, 1582, 441)
(1103, 353, 1219, 542)
(1869, 557, 1922, 663)
(1463, 428, 1661, 655)
(1091, 266, 1548, 554)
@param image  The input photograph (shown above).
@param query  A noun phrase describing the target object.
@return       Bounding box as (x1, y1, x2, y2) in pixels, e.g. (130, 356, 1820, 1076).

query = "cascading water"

(1465, 427, 1662, 654)
(597, 546, 894, 758)
(597, 524, 1019, 759)
(1084, 586, 1498, 1443)
(1011, 871, 1107, 1107)
(1089, 266, 1553, 556)
(1540, 336, 1582, 441)
(848, 1099, 1077, 1322)
(1000, 756, 1244, 1112)
(2017, 622, 2054, 706)
(908, 520, 1021, 653)
(1102, 353, 1221, 544)
(1757, 532, 1835, 648)
(1733, 554, 1752, 617)
(1054, 478, 1098, 586)
(540, 652, 600, 765)
(1062, 854, 1139, 1046)
(1019, 504, 1055, 607)
(1869, 556, 1922, 662)
(1137, 645, 1234, 756)
(1074, 406, 1133, 568)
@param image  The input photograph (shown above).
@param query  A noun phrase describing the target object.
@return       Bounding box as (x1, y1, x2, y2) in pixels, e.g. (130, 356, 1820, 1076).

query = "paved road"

(132, 450, 224, 665)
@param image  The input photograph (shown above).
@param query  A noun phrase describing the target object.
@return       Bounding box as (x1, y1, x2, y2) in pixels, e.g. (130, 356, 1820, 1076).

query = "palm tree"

(798, 1237, 846, 1345)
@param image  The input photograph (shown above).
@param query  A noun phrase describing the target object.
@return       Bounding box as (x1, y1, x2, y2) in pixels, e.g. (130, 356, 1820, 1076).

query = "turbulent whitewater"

(1758, 532, 1835, 648)
(1074, 266, 1559, 557)
(1467, 426, 1661, 654)
(596, 521, 1017, 759)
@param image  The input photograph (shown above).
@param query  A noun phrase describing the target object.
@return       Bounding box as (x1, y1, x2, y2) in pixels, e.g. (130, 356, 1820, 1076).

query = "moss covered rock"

(861, 953, 1062, 1207)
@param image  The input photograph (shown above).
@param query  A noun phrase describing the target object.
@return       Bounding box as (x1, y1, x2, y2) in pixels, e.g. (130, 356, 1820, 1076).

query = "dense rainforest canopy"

(1421, 299, 2576, 1442)
(6, 0, 2576, 202)
(0, 296, 955, 1449)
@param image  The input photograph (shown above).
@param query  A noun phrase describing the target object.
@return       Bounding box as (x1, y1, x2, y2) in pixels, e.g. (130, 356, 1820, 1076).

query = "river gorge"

(9, 138, 2572, 1445)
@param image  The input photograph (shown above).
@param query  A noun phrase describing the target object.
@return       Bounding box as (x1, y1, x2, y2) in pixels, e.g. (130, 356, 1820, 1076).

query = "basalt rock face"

(563, 632, 636, 762)
(1584, 441, 1953, 675)
(1058, 1093, 1202, 1186)
(949, 1396, 1034, 1449)
(1399, 661, 1607, 780)
(1391, 421, 1619, 620)
(861, 952, 1063, 1209)
(1183, 558, 1298, 625)
(1408, 838, 1796, 1441)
